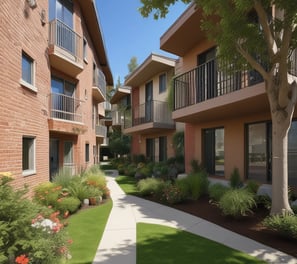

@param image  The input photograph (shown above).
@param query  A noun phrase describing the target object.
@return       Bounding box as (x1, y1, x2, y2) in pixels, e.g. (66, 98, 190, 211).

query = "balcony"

(172, 58, 271, 123)
(96, 124, 107, 144)
(124, 101, 175, 134)
(112, 110, 124, 127)
(48, 93, 86, 135)
(93, 68, 106, 103)
(48, 19, 83, 77)
(172, 51, 297, 123)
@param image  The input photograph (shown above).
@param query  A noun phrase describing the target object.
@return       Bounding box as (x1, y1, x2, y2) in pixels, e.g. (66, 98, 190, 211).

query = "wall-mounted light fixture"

(40, 9, 46, 25)
(26, 0, 37, 9)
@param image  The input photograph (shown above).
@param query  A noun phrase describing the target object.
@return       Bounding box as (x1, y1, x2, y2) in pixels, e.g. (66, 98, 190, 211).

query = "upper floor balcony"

(48, 19, 83, 77)
(111, 110, 125, 127)
(92, 68, 106, 103)
(173, 54, 297, 123)
(48, 93, 86, 135)
(96, 124, 107, 145)
(124, 100, 175, 134)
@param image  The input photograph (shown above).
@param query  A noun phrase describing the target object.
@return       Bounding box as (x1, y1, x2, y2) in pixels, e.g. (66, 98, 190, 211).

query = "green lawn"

(137, 223, 266, 264)
(66, 200, 112, 264)
(116, 175, 140, 195)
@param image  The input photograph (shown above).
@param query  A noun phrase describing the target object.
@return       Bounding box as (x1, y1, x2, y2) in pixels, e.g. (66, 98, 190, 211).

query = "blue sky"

(96, 0, 189, 85)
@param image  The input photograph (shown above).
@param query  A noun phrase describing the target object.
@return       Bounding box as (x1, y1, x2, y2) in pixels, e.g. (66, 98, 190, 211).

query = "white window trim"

(22, 136, 36, 177)
(20, 52, 37, 92)
(83, 37, 88, 64)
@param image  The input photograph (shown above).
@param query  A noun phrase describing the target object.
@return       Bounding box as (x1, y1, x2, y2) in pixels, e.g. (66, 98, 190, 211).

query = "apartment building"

(160, 3, 297, 186)
(0, 0, 113, 191)
(122, 53, 181, 162)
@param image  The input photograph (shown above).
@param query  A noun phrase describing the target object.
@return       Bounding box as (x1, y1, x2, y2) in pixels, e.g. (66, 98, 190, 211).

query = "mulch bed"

(167, 195, 297, 258)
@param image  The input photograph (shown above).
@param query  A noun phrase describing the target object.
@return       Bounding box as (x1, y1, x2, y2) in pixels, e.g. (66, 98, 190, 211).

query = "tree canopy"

(139, 0, 297, 215)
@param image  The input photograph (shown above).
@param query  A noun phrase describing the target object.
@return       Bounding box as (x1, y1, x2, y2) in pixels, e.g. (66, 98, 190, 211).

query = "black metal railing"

(124, 101, 173, 129)
(173, 59, 265, 110)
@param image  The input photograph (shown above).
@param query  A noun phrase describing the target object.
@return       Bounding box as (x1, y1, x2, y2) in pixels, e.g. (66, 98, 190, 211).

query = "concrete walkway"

(93, 175, 297, 264)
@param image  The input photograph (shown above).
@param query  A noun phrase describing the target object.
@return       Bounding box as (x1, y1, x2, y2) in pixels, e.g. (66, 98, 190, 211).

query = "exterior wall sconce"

(27, 0, 37, 9)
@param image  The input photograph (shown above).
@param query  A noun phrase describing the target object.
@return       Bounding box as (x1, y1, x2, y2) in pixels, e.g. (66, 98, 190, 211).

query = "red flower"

(15, 254, 29, 264)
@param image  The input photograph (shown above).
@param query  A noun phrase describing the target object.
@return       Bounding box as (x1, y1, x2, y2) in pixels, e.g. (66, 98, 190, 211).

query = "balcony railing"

(49, 93, 83, 123)
(124, 101, 174, 129)
(93, 68, 106, 97)
(96, 124, 107, 137)
(174, 53, 297, 111)
(173, 59, 266, 110)
(49, 19, 83, 64)
(112, 110, 124, 126)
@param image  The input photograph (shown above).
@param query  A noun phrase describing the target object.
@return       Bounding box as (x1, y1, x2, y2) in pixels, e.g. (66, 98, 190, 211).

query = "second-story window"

(50, 76, 77, 121)
(21, 51, 36, 92)
(49, 0, 73, 28)
(159, 73, 167, 93)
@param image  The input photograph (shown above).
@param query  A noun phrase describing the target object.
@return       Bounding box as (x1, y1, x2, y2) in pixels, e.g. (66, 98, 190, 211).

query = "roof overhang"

(160, 3, 210, 56)
(124, 53, 176, 87)
(110, 86, 131, 104)
(77, 0, 113, 86)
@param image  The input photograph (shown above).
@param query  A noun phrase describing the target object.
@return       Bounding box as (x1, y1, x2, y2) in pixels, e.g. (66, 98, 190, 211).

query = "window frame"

(20, 51, 37, 92)
(159, 73, 167, 94)
(85, 143, 90, 163)
(202, 127, 225, 176)
(22, 136, 36, 176)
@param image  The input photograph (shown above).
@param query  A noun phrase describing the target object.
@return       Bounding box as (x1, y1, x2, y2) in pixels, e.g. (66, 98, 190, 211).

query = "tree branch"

(253, 0, 275, 57)
(236, 42, 269, 80)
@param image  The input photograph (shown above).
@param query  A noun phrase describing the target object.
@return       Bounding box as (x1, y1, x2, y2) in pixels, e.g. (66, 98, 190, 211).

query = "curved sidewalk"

(93, 175, 297, 264)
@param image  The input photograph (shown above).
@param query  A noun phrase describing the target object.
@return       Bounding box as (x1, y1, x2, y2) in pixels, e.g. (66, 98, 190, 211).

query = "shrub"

(256, 195, 272, 210)
(208, 183, 230, 202)
(152, 162, 168, 179)
(229, 167, 243, 189)
(263, 214, 297, 240)
(84, 173, 107, 190)
(176, 172, 209, 200)
(159, 182, 183, 204)
(244, 180, 260, 194)
(219, 189, 256, 217)
(126, 163, 137, 177)
(52, 169, 77, 188)
(137, 178, 164, 196)
(56, 197, 81, 214)
(33, 182, 61, 207)
(174, 178, 190, 201)
(190, 159, 204, 173)
(67, 181, 90, 202)
(0, 176, 70, 264)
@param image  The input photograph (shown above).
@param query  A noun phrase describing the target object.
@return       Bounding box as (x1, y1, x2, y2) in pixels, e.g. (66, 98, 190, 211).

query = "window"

(85, 143, 90, 162)
(50, 76, 76, 121)
(247, 120, 297, 185)
(159, 136, 167, 162)
(203, 128, 224, 176)
(22, 137, 36, 176)
(146, 138, 155, 162)
(159, 73, 167, 93)
(246, 122, 271, 183)
(49, 0, 73, 28)
(21, 52, 36, 91)
(64, 141, 73, 174)
(288, 121, 297, 186)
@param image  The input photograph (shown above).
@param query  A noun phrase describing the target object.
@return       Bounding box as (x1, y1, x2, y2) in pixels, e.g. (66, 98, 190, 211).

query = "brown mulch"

(166, 195, 297, 258)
